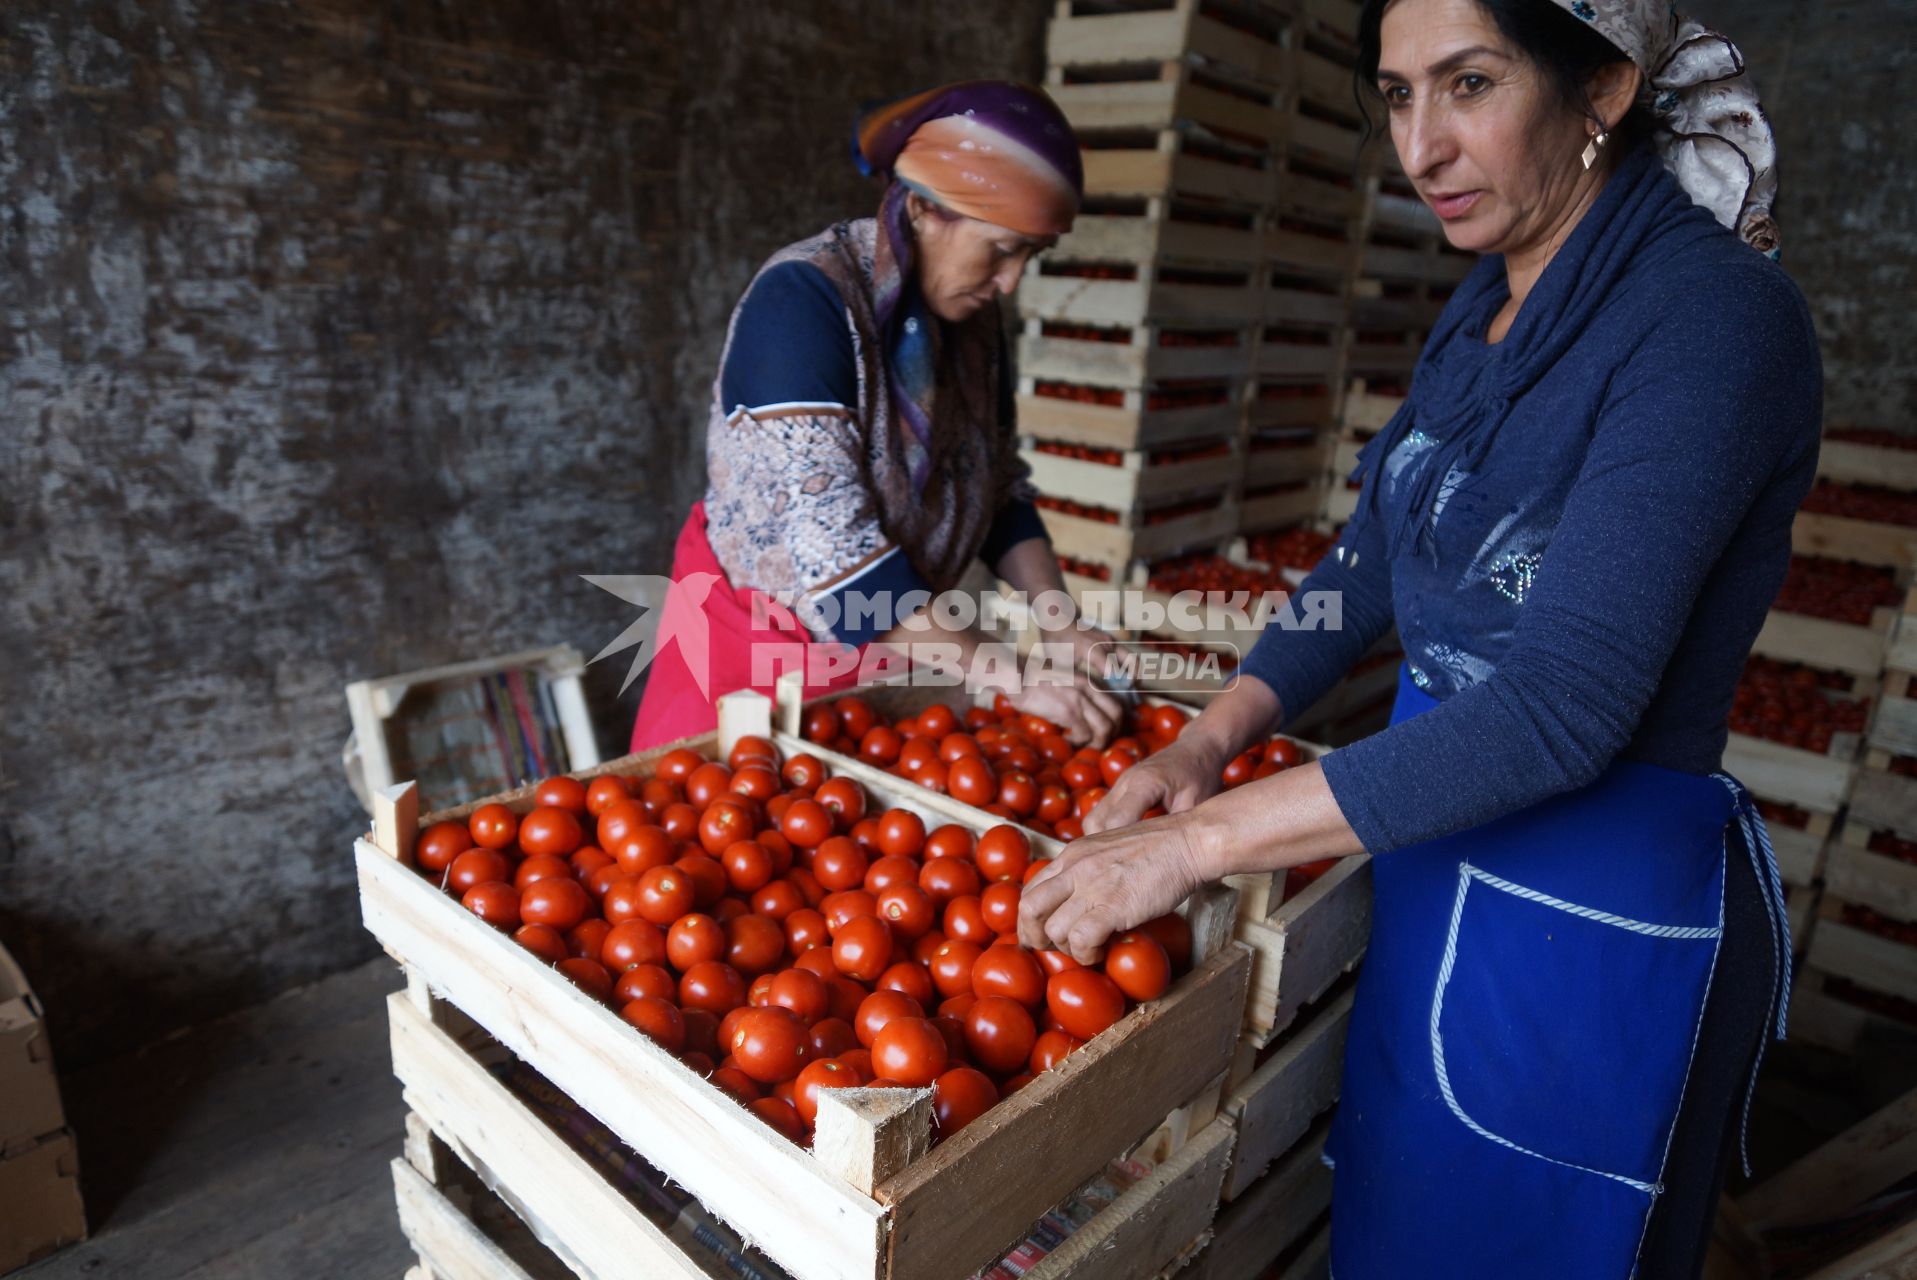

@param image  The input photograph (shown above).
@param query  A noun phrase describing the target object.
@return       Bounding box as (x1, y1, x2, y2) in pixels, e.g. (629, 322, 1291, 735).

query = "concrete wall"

(0, 0, 1046, 1068)
(1688, 0, 1915, 426)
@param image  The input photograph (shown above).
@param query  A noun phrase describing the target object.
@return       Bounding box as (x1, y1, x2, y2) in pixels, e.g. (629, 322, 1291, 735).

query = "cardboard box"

(0, 945, 63, 1156)
(0, 1131, 86, 1273)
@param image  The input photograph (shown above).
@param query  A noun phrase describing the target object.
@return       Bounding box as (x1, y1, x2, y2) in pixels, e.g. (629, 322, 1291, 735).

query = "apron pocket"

(1430, 861, 1722, 1193)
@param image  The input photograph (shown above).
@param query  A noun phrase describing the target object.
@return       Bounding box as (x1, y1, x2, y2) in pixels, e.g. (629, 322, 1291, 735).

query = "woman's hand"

(1016, 812, 1211, 963)
(1082, 735, 1227, 835)
(1006, 678, 1124, 748)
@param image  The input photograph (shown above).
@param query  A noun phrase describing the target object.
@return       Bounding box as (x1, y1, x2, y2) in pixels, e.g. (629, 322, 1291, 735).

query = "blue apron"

(1326, 665, 1791, 1279)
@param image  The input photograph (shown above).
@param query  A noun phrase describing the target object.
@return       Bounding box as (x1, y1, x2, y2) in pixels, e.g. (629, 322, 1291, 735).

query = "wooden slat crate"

(1050, 63, 1288, 145)
(1024, 442, 1243, 512)
(1053, 204, 1265, 269)
(1020, 319, 1257, 390)
(1792, 509, 1917, 573)
(357, 703, 1254, 1280)
(1217, 987, 1351, 1201)
(1040, 501, 1242, 570)
(1245, 439, 1325, 489)
(1046, 0, 1292, 85)
(1239, 482, 1323, 535)
(1018, 383, 1246, 452)
(1250, 383, 1339, 433)
(1020, 264, 1264, 331)
(1234, 856, 1371, 1047)
(1176, 1116, 1333, 1280)
(1817, 432, 1917, 493)
(1081, 128, 1279, 207)
(1751, 606, 1894, 682)
(1721, 731, 1860, 819)
(1827, 825, 1917, 926)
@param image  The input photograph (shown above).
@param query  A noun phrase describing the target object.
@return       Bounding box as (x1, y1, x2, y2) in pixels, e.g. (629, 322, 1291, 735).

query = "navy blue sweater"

(1237, 141, 1824, 855)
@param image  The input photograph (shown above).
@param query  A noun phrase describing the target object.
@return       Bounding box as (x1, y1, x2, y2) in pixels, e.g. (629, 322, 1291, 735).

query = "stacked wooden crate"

(1022, 0, 1372, 582)
(0, 944, 86, 1274)
(1341, 169, 1473, 396)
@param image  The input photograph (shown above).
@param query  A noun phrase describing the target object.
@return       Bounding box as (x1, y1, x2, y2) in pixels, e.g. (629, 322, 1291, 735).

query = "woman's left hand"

(1017, 812, 1211, 964)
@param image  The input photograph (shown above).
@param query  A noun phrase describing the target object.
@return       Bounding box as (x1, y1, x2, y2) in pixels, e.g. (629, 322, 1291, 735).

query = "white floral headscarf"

(1554, 0, 1780, 258)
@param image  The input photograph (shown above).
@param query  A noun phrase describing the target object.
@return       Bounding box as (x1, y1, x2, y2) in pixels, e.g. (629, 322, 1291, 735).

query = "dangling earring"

(1581, 125, 1610, 171)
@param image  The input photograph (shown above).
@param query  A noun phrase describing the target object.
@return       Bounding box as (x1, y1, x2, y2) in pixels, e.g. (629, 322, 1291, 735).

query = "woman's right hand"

(1082, 735, 1227, 835)
(1006, 679, 1124, 749)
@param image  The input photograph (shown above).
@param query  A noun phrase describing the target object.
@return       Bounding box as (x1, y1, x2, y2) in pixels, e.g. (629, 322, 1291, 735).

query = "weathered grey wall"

(0, 1, 1045, 1068)
(1688, 0, 1917, 426)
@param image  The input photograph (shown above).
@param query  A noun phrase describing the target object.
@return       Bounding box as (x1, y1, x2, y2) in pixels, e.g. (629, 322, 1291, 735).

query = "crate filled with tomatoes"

(772, 681, 1369, 1047)
(356, 692, 1254, 1280)
(1720, 655, 1869, 819)
(1750, 554, 1903, 681)
(1033, 489, 1241, 574)
(1793, 479, 1917, 574)
(1022, 436, 1245, 523)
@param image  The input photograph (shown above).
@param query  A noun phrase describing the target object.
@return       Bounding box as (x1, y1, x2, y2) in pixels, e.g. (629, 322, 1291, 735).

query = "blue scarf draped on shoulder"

(1349, 141, 1728, 562)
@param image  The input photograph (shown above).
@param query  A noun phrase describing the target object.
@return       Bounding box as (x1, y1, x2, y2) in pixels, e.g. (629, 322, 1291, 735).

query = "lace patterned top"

(701, 218, 1044, 645)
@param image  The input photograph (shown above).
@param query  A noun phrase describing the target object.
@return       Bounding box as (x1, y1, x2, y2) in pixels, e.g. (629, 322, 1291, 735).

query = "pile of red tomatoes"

(1730, 656, 1869, 754)
(411, 732, 1196, 1149)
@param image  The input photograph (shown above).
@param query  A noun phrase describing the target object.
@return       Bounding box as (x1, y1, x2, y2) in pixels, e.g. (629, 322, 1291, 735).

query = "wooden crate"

(1047, 0, 1292, 85)
(1238, 482, 1323, 535)
(1249, 383, 1339, 433)
(1081, 128, 1278, 207)
(1049, 62, 1288, 146)
(1245, 439, 1326, 489)
(1053, 204, 1265, 270)
(1040, 500, 1241, 570)
(1768, 809, 1834, 890)
(1020, 264, 1263, 331)
(1019, 318, 1257, 389)
(356, 708, 1253, 1280)
(1234, 855, 1371, 1046)
(1177, 1116, 1333, 1280)
(1792, 509, 1917, 573)
(1023, 442, 1243, 512)
(344, 646, 601, 815)
(1018, 383, 1246, 452)
(1218, 987, 1351, 1201)
(1805, 899, 1917, 1005)
(1829, 823, 1917, 925)
(1751, 606, 1895, 682)
(1721, 730, 1860, 818)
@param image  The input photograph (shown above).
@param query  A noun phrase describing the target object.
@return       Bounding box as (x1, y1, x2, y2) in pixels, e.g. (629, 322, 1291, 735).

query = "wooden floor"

(19, 958, 413, 1280)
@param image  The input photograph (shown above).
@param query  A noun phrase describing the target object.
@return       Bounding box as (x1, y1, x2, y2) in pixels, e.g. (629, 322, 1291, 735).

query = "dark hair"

(1353, 0, 1654, 150)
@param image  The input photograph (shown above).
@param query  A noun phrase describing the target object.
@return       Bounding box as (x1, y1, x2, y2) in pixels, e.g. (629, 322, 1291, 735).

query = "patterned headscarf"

(853, 82, 1083, 492)
(1552, 0, 1780, 258)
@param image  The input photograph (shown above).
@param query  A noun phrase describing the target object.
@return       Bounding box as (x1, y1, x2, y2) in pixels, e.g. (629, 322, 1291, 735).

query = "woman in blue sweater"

(1019, 0, 1819, 1274)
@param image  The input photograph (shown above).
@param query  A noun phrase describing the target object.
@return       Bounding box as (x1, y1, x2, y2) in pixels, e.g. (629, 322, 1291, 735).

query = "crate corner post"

(814, 1085, 934, 1197)
(373, 780, 421, 865)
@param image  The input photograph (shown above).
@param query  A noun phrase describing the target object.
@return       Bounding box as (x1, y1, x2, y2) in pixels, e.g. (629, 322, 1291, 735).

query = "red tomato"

(928, 939, 983, 999)
(1036, 784, 1074, 825)
(974, 826, 1032, 883)
(659, 802, 699, 842)
(682, 762, 733, 810)
(855, 990, 923, 1047)
(730, 765, 781, 802)
(699, 800, 756, 857)
(610, 824, 673, 877)
(584, 775, 631, 818)
(632, 865, 693, 926)
(1136, 913, 1194, 974)
(1047, 969, 1127, 1041)
(781, 799, 834, 850)
(997, 771, 1039, 817)
(980, 882, 1021, 935)
(721, 840, 774, 893)
(614, 963, 676, 1004)
(872, 1016, 949, 1087)
(519, 876, 590, 931)
(728, 734, 779, 770)
(675, 853, 728, 908)
(1035, 948, 1082, 977)
(943, 896, 995, 946)
(557, 957, 613, 1001)
(725, 913, 787, 976)
(859, 726, 903, 765)
(822, 890, 880, 933)
(809, 1016, 859, 1059)
(1030, 1028, 1084, 1073)
(1105, 933, 1171, 1002)
(838, 697, 878, 739)
(766, 968, 829, 1023)
(877, 961, 937, 1006)
(864, 854, 920, 894)
(710, 1065, 762, 1105)
(512, 923, 568, 963)
(752, 879, 805, 921)
(667, 914, 726, 970)
(898, 735, 941, 776)
(784, 907, 830, 954)
(940, 732, 983, 763)
(920, 857, 982, 908)
(750, 1095, 805, 1142)
(973, 945, 1047, 1007)
(814, 777, 867, 829)
(620, 996, 685, 1052)
(513, 855, 572, 890)
(948, 757, 997, 807)
(964, 996, 1038, 1076)
(567, 918, 613, 962)
(446, 848, 509, 894)
(728, 1007, 812, 1084)
(876, 809, 927, 859)
(469, 803, 519, 851)
(679, 960, 747, 1017)
(519, 806, 584, 858)
(878, 882, 936, 940)
(793, 1057, 862, 1125)
(918, 703, 959, 739)
(813, 837, 869, 893)
(933, 1067, 999, 1138)
(833, 915, 893, 983)
(801, 704, 839, 745)
(417, 820, 474, 872)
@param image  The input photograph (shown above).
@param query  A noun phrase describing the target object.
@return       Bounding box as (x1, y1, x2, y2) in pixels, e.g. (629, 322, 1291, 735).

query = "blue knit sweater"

(1237, 141, 1824, 855)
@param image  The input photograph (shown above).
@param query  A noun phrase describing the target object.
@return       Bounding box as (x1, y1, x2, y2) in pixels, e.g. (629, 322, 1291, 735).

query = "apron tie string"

(1712, 772, 1792, 1177)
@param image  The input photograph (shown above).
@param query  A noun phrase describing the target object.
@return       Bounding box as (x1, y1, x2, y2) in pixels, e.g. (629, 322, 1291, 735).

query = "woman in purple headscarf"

(632, 81, 1124, 752)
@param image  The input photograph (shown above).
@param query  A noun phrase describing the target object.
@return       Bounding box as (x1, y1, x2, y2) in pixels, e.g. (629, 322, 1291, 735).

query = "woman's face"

(1375, 0, 1623, 257)
(910, 196, 1055, 323)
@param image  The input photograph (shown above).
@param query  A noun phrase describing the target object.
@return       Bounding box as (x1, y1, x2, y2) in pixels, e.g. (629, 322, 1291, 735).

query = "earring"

(1581, 126, 1610, 170)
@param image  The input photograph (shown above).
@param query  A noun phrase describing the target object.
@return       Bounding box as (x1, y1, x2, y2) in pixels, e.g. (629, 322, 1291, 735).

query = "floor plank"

(17, 958, 414, 1280)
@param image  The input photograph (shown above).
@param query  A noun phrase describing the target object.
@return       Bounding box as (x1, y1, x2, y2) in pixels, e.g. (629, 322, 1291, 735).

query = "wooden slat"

(1721, 732, 1857, 815)
(1772, 822, 1830, 889)
(358, 847, 885, 1280)
(1023, 448, 1242, 511)
(1850, 767, 1917, 841)
(1221, 989, 1352, 1200)
(1753, 609, 1890, 680)
(1793, 511, 1917, 571)
(877, 944, 1253, 1280)
(1817, 439, 1917, 494)
(1181, 1122, 1332, 1280)
(1739, 1085, 1917, 1232)
(391, 1158, 542, 1280)
(1871, 694, 1917, 759)
(1806, 920, 1917, 1004)
(388, 993, 733, 1280)
(1025, 1119, 1234, 1280)
(1828, 841, 1917, 923)
(1238, 855, 1370, 1042)
(1802, 1211, 1917, 1279)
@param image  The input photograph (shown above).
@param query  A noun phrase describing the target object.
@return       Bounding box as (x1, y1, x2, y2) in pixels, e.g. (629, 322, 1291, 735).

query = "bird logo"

(582, 573, 722, 696)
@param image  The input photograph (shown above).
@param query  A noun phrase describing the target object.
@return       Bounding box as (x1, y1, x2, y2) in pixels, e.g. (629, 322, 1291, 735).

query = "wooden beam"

(1739, 1084, 1917, 1231)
